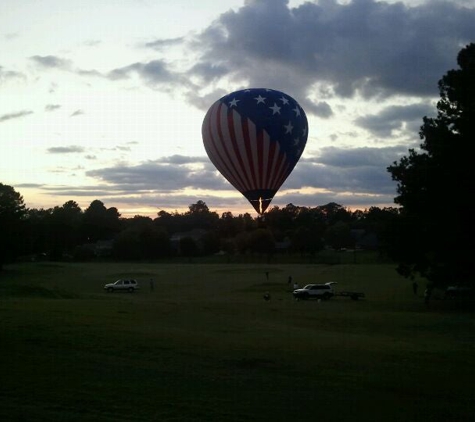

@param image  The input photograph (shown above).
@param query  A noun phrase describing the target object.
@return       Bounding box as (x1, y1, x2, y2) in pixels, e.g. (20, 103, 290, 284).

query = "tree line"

(0, 189, 397, 268)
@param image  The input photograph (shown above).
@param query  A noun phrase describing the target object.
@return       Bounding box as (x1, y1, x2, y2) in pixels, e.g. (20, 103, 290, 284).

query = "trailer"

(334, 291, 365, 300)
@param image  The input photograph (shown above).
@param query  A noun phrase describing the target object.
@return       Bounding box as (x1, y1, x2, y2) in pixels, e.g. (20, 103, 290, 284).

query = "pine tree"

(387, 44, 475, 286)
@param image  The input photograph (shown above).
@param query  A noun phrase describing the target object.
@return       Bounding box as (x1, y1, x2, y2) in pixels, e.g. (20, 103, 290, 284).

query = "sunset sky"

(1, 0, 474, 217)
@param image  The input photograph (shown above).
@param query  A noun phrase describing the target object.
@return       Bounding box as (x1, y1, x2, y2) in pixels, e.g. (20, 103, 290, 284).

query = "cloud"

(0, 110, 33, 123)
(315, 146, 407, 169)
(355, 103, 435, 136)
(30, 55, 102, 78)
(185, 0, 475, 107)
(4, 32, 19, 40)
(282, 145, 406, 196)
(0, 66, 25, 83)
(75, 145, 402, 207)
(107, 60, 188, 89)
(15, 183, 43, 188)
(85, 156, 222, 192)
(45, 104, 61, 112)
(35, 145, 405, 211)
(83, 39, 101, 47)
(102, 1, 474, 116)
(30, 55, 72, 69)
(76, 69, 103, 77)
(47, 145, 85, 154)
(145, 37, 185, 50)
(70, 109, 84, 117)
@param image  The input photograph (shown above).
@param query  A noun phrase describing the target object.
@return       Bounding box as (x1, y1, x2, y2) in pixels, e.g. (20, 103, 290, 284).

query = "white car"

(293, 283, 336, 300)
(104, 279, 139, 293)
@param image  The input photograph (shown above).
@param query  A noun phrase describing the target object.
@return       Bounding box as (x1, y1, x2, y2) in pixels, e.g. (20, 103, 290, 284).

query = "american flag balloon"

(202, 88, 308, 215)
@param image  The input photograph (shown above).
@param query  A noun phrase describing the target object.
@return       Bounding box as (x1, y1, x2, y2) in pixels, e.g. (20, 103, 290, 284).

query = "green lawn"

(0, 260, 474, 421)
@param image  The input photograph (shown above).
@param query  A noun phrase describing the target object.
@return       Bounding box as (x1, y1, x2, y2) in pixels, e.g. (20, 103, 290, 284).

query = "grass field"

(1, 257, 474, 421)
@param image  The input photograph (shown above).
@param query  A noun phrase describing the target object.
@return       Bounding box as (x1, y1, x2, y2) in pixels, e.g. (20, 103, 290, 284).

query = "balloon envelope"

(202, 88, 308, 214)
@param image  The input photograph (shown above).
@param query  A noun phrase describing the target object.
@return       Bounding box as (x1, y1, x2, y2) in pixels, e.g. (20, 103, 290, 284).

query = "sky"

(1, 0, 474, 217)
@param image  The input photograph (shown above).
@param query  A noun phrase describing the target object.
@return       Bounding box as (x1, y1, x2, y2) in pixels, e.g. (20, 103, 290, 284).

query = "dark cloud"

(305, 101, 333, 118)
(47, 145, 85, 154)
(101, 1, 474, 123)
(355, 103, 435, 136)
(187, 0, 475, 103)
(0, 110, 33, 123)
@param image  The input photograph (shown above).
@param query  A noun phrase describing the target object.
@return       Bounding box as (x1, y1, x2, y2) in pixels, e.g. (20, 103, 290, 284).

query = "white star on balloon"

(284, 121, 294, 134)
(254, 95, 266, 104)
(293, 106, 301, 117)
(229, 98, 240, 107)
(269, 103, 281, 115)
(280, 96, 289, 105)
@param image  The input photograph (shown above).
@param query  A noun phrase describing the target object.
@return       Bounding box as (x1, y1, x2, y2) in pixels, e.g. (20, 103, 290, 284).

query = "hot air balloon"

(202, 88, 308, 215)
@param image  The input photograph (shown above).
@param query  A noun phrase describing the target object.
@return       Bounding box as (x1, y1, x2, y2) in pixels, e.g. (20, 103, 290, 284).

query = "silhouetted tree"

(218, 211, 239, 238)
(82, 200, 121, 242)
(387, 44, 475, 287)
(185, 200, 219, 230)
(0, 183, 26, 269)
(48, 200, 82, 260)
(318, 202, 352, 225)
